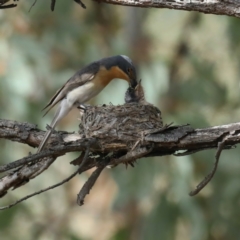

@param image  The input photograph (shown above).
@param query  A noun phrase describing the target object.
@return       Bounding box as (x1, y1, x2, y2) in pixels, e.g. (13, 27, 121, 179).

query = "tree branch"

(0, 143, 91, 210)
(2, 0, 240, 19)
(94, 0, 240, 19)
(0, 0, 17, 9)
(1, 103, 240, 206)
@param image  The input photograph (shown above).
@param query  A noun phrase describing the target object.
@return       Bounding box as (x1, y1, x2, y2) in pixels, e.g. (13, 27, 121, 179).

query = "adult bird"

(37, 55, 137, 152)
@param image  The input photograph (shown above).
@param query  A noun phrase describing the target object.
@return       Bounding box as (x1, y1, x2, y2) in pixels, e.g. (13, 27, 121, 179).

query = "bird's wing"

(42, 62, 99, 117)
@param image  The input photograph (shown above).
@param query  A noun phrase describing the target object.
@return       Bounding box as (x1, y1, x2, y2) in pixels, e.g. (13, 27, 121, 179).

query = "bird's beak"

(127, 67, 137, 88)
(129, 76, 138, 88)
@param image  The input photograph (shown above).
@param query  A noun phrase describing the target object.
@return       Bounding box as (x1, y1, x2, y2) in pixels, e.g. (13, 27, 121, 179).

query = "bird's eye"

(127, 68, 132, 74)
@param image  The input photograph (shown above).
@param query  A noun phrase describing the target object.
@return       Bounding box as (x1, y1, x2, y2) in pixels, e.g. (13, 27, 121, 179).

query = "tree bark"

(3, 0, 240, 18)
(94, 0, 240, 19)
(0, 103, 240, 203)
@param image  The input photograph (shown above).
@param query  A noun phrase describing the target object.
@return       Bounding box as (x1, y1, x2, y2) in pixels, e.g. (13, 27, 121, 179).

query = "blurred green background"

(1, 1, 240, 240)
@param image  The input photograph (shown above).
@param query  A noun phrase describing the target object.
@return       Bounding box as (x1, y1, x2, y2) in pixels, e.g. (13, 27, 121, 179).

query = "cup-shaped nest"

(79, 103, 163, 146)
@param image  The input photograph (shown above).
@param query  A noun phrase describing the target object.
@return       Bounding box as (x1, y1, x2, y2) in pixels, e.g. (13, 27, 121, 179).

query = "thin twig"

(0, 169, 79, 210)
(76, 144, 151, 206)
(189, 134, 230, 196)
(74, 0, 86, 9)
(0, 140, 90, 173)
(51, 0, 56, 11)
(174, 145, 234, 157)
(29, 0, 37, 12)
(0, 146, 90, 210)
(77, 161, 108, 206)
(0, 0, 17, 9)
(76, 145, 154, 206)
(0, 0, 9, 4)
(111, 145, 154, 166)
(0, 150, 56, 173)
(0, 4, 17, 8)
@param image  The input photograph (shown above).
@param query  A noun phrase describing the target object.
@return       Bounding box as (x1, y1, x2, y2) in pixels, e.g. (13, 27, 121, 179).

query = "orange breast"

(93, 66, 129, 88)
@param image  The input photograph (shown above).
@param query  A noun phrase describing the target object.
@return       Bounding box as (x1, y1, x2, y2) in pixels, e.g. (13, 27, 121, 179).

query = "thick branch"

(0, 0, 17, 9)
(1, 118, 239, 156)
(1, 103, 240, 201)
(3, 0, 240, 19)
(94, 0, 240, 19)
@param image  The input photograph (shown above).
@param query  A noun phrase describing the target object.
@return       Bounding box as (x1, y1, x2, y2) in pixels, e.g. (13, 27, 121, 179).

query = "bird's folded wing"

(42, 63, 99, 116)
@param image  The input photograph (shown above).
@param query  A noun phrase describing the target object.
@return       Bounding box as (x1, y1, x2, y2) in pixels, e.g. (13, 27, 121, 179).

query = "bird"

(37, 55, 137, 153)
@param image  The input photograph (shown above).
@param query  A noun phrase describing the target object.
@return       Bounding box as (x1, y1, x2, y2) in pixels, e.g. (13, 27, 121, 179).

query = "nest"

(79, 103, 163, 147)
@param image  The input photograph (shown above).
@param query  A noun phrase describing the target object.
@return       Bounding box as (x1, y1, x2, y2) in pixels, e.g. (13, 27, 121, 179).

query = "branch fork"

(1, 104, 240, 209)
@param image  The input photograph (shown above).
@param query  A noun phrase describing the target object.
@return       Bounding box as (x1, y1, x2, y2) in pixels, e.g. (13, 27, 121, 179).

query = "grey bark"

(94, 0, 240, 19)
(0, 103, 239, 199)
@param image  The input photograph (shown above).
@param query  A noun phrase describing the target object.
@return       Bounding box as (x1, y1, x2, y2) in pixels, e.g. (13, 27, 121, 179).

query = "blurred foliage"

(1, 1, 240, 240)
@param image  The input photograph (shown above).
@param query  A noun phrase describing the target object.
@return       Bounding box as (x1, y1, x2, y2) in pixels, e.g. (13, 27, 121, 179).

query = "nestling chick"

(124, 79, 147, 104)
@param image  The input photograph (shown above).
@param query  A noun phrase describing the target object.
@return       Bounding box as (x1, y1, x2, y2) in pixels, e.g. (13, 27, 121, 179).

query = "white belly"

(66, 81, 102, 106)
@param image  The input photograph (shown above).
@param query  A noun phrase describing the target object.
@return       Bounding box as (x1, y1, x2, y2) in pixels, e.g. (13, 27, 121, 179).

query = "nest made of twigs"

(79, 103, 163, 146)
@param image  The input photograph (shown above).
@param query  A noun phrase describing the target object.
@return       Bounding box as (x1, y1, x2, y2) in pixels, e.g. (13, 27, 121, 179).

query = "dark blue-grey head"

(100, 55, 137, 88)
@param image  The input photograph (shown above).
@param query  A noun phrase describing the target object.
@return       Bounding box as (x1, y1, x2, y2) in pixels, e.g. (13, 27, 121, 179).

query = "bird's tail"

(37, 113, 59, 153)
(37, 99, 71, 153)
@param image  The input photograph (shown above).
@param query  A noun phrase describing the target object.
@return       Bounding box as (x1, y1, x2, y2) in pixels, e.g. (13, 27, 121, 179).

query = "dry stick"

(0, 0, 17, 9)
(51, 0, 86, 11)
(77, 161, 108, 206)
(0, 147, 90, 210)
(74, 0, 86, 9)
(77, 145, 153, 205)
(29, 0, 37, 12)
(189, 134, 230, 196)
(76, 152, 124, 205)
(51, 0, 56, 11)
(0, 4, 16, 8)
(0, 141, 89, 173)
(0, 0, 9, 4)
(174, 144, 234, 157)
(0, 150, 57, 173)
